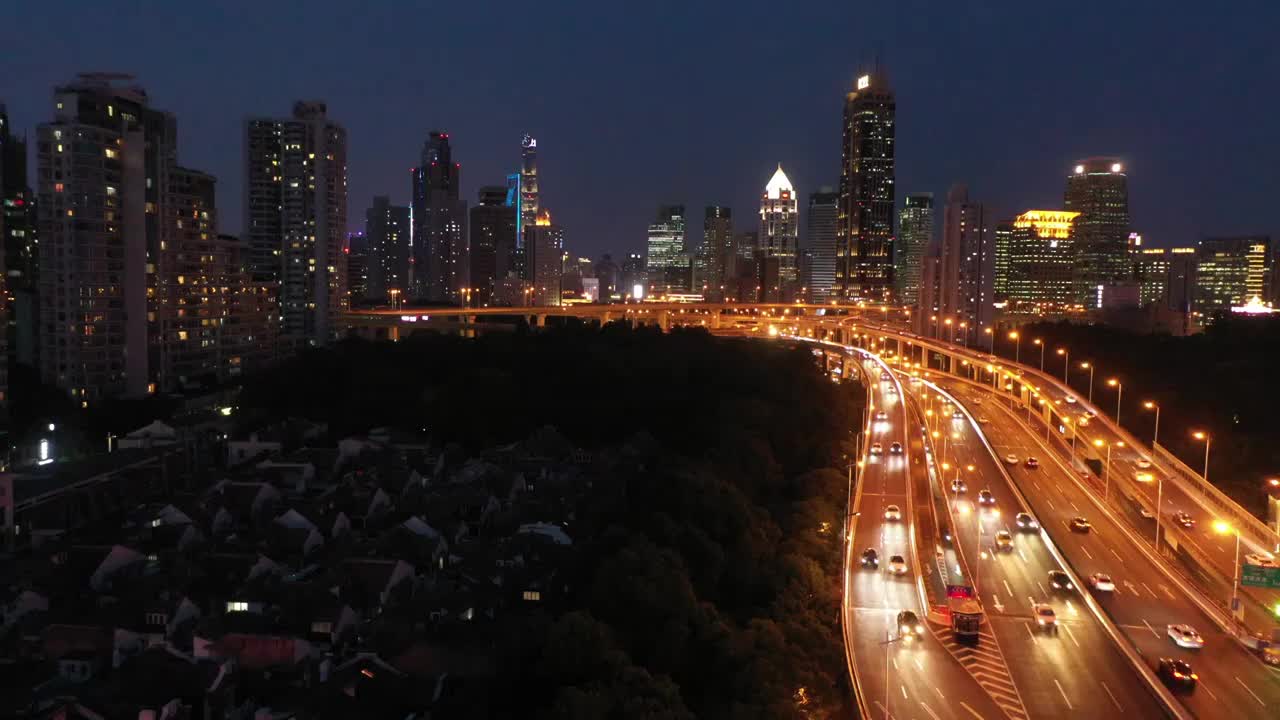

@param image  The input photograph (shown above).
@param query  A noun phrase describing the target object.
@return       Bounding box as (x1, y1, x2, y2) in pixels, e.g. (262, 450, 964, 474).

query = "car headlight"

(1038, 618, 1045, 624)
(916, 625, 924, 633)
(901, 625, 909, 634)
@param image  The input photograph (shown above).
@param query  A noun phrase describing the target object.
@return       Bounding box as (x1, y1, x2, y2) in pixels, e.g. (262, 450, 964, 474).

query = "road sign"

(1242, 564, 1280, 589)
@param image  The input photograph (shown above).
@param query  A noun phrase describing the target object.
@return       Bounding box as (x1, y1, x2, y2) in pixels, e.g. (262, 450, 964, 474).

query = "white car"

(875, 411, 889, 421)
(1004, 454, 1019, 465)
(977, 415, 990, 424)
(1064, 395, 1077, 404)
(1167, 624, 1204, 649)
(1033, 603, 1058, 632)
(973, 397, 983, 405)
(870, 443, 883, 455)
(1134, 471, 1155, 483)
(1245, 552, 1278, 568)
(887, 555, 909, 575)
(1136, 458, 1152, 469)
(1139, 506, 1155, 520)
(1089, 573, 1115, 592)
(884, 504, 902, 521)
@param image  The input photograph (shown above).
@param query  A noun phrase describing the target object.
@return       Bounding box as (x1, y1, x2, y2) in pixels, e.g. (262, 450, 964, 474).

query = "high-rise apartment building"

(245, 100, 347, 346)
(469, 186, 517, 306)
(2, 102, 36, 375)
(805, 189, 838, 302)
(703, 206, 733, 300)
(894, 193, 933, 306)
(646, 205, 688, 295)
(1065, 158, 1130, 307)
(411, 132, 466, 303)
(758, 165, 799, 289)
(936, 186, 992, 338)
(1006, 210, 1079, 309)
(596, 253, 620, 301)
(364, 196, 410, 303)
(1194, 236, 1273, 314)
(837, 72, 896, 302)
(346, 231, 369, 303)
(992, 222, 1013, 300)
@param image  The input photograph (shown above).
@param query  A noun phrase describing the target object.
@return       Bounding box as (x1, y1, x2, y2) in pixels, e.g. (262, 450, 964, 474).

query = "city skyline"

(2, 3, 1278, 261)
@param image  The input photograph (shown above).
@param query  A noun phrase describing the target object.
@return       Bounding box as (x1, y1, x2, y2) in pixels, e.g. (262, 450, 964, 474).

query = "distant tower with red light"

(411, 131, 467, 303)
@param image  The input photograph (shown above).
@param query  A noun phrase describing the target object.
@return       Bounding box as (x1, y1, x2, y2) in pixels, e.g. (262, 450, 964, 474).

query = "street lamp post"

(1193, 431, 1211, 482)
(1094, 439, 1122, 501)
(1079, 362, 1095, 404)
(985, 327, 995, 354)
(1009, 331, 1021, 365)
(1057, 348, 1069, 384)
(1034, 339, 1045, 371)
(945, 318, 953, 344)
(1154, 474, 1164, 548)
(1107, 379, 1123, 426)
(1144, 401, 1161, 446)
(1213, 521, 1242, 627)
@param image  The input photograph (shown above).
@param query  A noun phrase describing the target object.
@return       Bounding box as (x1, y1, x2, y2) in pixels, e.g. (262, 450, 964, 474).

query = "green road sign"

(1241, 564, 1280, 589)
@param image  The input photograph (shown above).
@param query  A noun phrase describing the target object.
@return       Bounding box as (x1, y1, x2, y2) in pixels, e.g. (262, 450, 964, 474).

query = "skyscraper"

(805, 189, 838, 302)
(364, 196, 410, 303)
(992, 222, 1013, 300)
(1007, 210, 1079, 309)
(703, 206, 733, 300)
(837, 71, 896, 302)
(346, 231, 369, 303)
(894, 193, 933, 306)
(2, 102, 36, 373)
(936, 186, 992, 338)
(1065, 158, 1130, 307)
(469, 185, 517, 306)
(596, 253, 620, 302)
(245, 100, 348, 346)
(758, 165, 799, 292)
(529, 210, 563, 305)
(411, 131, 466, 303)
(1194, 236, 1272, 314)
(646, 205, 688, 295)
(519, 135, 539, 277)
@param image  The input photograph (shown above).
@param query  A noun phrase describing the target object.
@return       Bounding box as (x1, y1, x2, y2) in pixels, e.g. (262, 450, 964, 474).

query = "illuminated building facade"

(992, 222, 1012, 300)
(703, 205, 733, 300)
(645, 205, 689, 295)
(529, 210, 563, 305)
(1006, 210, 1079, 309)
(1195, 236, 1272, 315)
(758, 165, 799, 289)
(937, 185, 992, 337)
(837, 72, 896, 301)
(412, 131, 466, 303)
(469, 186, 517, 306)
(894, 193, 933, 306)
(1065, 158, 1129, 307)
(245, 100, 347, 347)
(805, 189, 838, 302)
(364, 196, 410, 303)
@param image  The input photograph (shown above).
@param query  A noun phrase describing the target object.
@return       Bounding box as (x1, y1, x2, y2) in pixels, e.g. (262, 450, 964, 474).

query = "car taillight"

(1190, 674, 1198, 680)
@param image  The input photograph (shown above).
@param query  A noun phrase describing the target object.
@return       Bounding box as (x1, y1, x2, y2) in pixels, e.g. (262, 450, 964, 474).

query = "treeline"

(241, 324, 864, 718)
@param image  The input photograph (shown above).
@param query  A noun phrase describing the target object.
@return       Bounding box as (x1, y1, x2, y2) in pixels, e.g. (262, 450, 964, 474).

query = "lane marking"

(1108, 547, 1124, 563)
(1141, 582, 1158, 599)
(1003, 579, 1014, 598)
(1199, 680, 1217, 701)
(934, 686, 945, 700)
(1159, 584, 1176, 600)
(901, 684, 908, 699)
(1141, 619, 1160, 638)
(1234, 676, 1265, 707)
(1069, 501, 1080, 513)
(1024, 622, 1036, 642)
(872, 701, 897, 720)
(1101, 681, 1123, 712)
(1017, 547, 1028, 563)
(1062, 623, 1081, 648)
(1080, 545, 1093, 560)
(915, 657, 925, 672)
(920, 700, 943, 720)
(892, 658, 899, 671)
(959, 701, 985, 720)
(1053, 678, 1073, 710)
(1045, 498, 1055, 510)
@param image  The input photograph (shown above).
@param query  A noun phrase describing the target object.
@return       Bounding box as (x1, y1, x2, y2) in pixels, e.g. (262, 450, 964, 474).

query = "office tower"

(992, 222, 1013, 300)
(2, 102, 36, 373)
(364, 196, 410, 303)
(346, 231, 369, 302)
(1166, 248, 1198, 313)
(758, 165, 799, 290)
(645, 205, 689, 295)
(596, 254, 620, 301)
(529, 210, 563, 305)
(411, 131, 466, 302)
(837, 71, 896, 302)
(621, 253, 647, 300)
(469, 186, 517, 307)
(1195, 236, 1273, 314)
(804, 189, 838, 302)
(245, 100, 347, 346)
(917, 245, 942, 335)
(1065, 158, 1130, 307)
(1135, 247, 1171, 308)
(703, 206, 733, 300)
(936, 186, 992, 339)
(894, 193, 933, 306)
(1006, 210, 1079, 309)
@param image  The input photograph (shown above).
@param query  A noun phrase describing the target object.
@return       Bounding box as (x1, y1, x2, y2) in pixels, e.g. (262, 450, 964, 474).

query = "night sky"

(4, 2, 1277, 258)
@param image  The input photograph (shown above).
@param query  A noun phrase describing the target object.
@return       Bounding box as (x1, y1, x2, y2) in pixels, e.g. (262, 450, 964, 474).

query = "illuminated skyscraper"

(894, 193, 933, 306)
(529, 209, 563, 305)
(992, 222, 1013, 300)
(703, 205, 733, 300)
(758, 164, 799, 288)
(246, 100, 347, 346)
(1064, 158, 1130, 307)
(364, 196, 410, 302)
(519, 135, 539, 276)
(1007, 210, 1079, 309)
(646, 205, 688, 294)
(805, 189, 838, 302)
(937, 186, 992, 339)
(469, 186, 517, 306)
(837, 71, 896, 302)
(412, 131, 466, 302)
(1194, 236, 1272, 314)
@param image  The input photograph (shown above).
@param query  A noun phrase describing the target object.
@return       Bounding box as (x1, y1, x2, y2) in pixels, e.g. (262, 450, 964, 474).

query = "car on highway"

(1136, 458, 1152, 469)
(994, 530, 1014, 552)
(1245, 551, 1278, 568)
(1033, 603, 1058, 633)
(1167, 624, 1205, 649)
(1015, 512, 1039, 531)
(860, 548, 879, 569)
(886, 386, 898, 396)
(884, 504, 902, 521)
(1069, 517, 1092, 533)
(1088, 573, 1115, 592)
(1134, 470, 1155, 483)
(1064, 395, 1077, 404)
(1139, 506, 1155, 519)
(1157, 658, 1198, 692)
(977, 489, 996, 506)
(1024, 457, 1039, 469)
(880, 372, 891, 382)
(952, 409, 965, 419)
(1173, 511, 1195, 529)
(887, 555, 909, 575)
(890, 442, 903, 454)
(1048, 570, 1073, 592)
(972, 397, 983, 405)
(870, 442, 883, 455)
(875, 410, 888, 421)
(951, 478, 968, 494)
(897, 610, 924, 641)
(1004, 454, 1019, 465)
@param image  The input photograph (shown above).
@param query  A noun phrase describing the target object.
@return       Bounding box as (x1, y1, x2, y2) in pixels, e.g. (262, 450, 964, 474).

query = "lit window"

(104, 148, 118, 159)
(521, 590, 542, 602)
(106, 186, 117, 196)
(226, 601, 249, 613)
(177, 331, 188, 341)
(54, 183, 64, 193)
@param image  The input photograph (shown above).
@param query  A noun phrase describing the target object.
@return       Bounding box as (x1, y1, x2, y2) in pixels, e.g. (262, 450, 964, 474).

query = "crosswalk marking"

(934, 626, 1030, 720)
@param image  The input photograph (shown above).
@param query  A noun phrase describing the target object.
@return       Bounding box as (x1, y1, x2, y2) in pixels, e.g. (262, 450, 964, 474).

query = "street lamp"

(959, 322, 968, 346)
(1143, 401, 1161, 446)
(1192, 431, 1211, 482)
(1213, 520, 1242, 625)
(1093, 438, 1124, 501)
(1009, 331, 1021, 364)
(1033, 338, 1045, 371)
(1079, 362, 1095, 404)
(1107, 378, 1123, 425)
(945, 317, 954, 344)
(984, 327, 994, 354)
